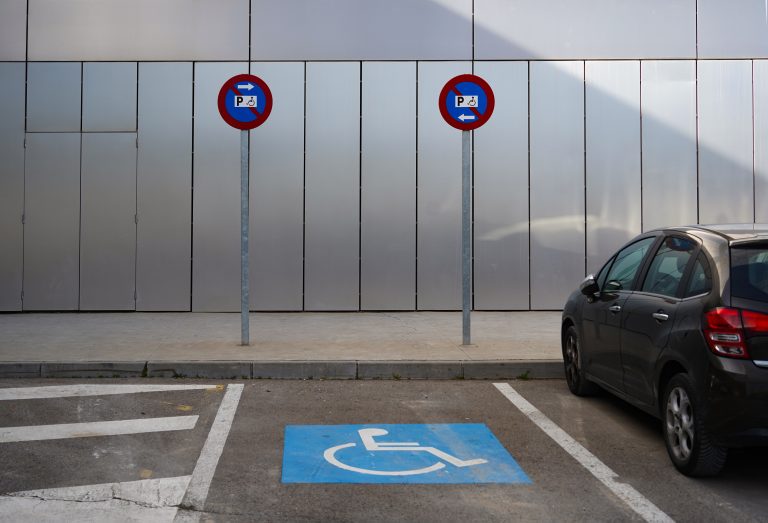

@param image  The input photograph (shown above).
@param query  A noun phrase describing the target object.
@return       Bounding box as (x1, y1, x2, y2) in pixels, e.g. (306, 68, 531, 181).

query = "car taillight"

(742, 309, 768, 336)
(703, 307, 750, 359)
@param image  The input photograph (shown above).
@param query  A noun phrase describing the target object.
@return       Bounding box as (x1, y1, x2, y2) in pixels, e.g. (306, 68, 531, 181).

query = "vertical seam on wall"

(22, 61, 28, 309)
(695, 59, 700, 224)
(358, 61, 363, 311)
(248, 0, 252, 63)
(190, 62, 196, 311)
(415, 62, 419, 310)
(639, 60, 644, 233)
(25, 0, 29, 62)
(302, 61, 307, 311)
(471, 0, 475, 63)
(527, 60, 531, 311)
(695, 1, 700, 224)
(78, 62, 83, 310)
(134, 62, 139, 309)
(753, 59, 757, 223)
(583, 61, 587, 278)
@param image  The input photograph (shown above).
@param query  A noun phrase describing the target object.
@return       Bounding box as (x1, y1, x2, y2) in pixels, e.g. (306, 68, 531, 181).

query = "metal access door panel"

(80, 133, 137, 310)
(0, 63, 25, 310)
(23, 133, 81, 310)
(136, 62, 192, 311)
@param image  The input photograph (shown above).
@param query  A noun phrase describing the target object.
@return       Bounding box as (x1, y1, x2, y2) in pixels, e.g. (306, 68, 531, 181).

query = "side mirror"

(580, 275, 599, 296)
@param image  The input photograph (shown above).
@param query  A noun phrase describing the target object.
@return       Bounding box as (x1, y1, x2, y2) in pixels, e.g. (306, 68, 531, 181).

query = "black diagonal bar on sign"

(450, 87, 482, 118)
(232, 85, 262, 118)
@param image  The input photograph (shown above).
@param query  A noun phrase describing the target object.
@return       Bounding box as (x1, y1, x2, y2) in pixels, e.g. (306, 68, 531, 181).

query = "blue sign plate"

(282, 423, 530, 484)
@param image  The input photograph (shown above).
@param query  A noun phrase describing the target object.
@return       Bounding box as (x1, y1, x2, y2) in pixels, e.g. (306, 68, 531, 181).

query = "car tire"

(562, 325, 599, 396)
(662, 373, 728, 477)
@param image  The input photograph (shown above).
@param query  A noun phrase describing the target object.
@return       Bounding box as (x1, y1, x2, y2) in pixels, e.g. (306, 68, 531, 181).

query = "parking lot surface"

(0, 379, 766, 522)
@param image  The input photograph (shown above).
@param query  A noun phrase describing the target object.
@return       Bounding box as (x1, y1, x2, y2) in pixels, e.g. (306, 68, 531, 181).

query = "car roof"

(662, 224, 768, 243)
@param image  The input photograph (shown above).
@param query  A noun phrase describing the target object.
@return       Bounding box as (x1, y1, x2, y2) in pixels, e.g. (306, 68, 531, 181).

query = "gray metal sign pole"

(462, 130, 471, 345)
(240, 129, 250, 346)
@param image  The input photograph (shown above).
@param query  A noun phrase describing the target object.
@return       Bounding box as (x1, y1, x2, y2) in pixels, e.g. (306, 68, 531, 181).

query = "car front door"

(581, 236, 658, 393)
(620, 235, 698, 407)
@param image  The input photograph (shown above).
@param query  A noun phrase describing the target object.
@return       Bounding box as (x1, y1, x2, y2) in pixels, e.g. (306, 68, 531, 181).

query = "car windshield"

(731, 245, 768, 302)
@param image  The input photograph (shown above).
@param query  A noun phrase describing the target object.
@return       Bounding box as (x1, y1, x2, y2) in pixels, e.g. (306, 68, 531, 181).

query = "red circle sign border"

(438, 74, 495, 131)
(217, 74, 273, 130)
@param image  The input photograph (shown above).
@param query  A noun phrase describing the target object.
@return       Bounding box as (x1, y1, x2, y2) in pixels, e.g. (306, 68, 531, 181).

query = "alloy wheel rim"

(565, 334, 579, 386)
(665, 386, 694, 462)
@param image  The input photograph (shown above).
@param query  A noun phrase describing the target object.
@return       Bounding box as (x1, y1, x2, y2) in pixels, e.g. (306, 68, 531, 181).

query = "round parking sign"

(438, 74, 494, 131)
(217, 74, 273, 130)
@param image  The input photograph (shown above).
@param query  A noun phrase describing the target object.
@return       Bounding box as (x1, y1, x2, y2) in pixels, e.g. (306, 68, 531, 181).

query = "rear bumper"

(706, 357, 768, 447)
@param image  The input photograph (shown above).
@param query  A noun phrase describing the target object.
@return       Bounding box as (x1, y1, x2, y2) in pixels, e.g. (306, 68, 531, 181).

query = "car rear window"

(731, 245, 768, 302)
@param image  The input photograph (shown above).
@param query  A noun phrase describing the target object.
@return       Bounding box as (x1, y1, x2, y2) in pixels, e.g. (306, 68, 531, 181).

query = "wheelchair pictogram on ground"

(282, 424, 530, 484)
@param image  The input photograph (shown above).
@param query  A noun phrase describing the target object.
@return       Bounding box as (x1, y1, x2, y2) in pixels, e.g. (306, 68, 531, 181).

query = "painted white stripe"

(0, 384, 221, 401)
(0, 416, 198, 443)
(0, 495, 179, 523)
(177, 384, 244, 516)
(493, 383, 674, 523)
(10, 476, 191, 507)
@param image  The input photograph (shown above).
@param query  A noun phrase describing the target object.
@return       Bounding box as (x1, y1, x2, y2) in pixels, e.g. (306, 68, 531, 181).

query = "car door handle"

(652, 312, 669, 322)
(609, 305, 622, 313)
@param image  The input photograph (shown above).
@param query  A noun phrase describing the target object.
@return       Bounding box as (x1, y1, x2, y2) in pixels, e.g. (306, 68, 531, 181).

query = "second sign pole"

(461, 130, 471, 346)
(241, 129, 250, 346)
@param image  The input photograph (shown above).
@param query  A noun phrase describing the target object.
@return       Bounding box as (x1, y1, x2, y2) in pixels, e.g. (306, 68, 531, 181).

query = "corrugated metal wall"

(1, 1, 766, 311)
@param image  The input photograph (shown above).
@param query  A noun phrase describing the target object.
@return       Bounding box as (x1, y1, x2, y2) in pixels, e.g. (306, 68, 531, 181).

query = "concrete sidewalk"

(0, 311, 564, 380)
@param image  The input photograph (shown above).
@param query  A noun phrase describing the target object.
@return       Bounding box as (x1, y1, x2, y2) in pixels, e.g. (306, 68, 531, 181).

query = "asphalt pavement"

(1, 379, 766, 522)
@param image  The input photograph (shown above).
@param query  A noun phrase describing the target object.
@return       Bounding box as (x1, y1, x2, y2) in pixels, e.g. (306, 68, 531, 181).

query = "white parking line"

(493, 383, 674, 523)
(176, 383, 244, 519)
(0, 416, 199, 443)
(0, 384, 220, 401)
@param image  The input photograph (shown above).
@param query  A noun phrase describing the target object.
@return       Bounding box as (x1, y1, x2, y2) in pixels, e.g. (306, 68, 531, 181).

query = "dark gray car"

(561, 224, 768, 476)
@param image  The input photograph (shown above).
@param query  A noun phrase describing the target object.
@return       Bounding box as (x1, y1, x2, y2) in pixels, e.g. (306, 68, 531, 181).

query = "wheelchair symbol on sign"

(323, 427, 488, 476)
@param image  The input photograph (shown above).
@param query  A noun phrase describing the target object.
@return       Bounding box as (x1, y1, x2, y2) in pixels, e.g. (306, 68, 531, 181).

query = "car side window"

(685, 254, 713, 298)
(596, 257, 614, 290)
(604, 237, 656, 291)
(641, 236, 697, 297)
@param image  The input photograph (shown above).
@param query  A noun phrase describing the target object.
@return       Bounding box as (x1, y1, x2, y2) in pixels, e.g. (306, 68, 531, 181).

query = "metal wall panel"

(251, 0, 472, 60)
(698, 0, 768, 59)
(697, 61, 754, 224)
(27, 63, 81, 132)
(0, 63, 25, 310)
(530, 61, 585, 309)
(249, 62, 304, 311)
(304, 62, 360, 310)
(756, 61, 768, 223)
(475, 0, 695, 60)
(23, 133, 80, 310)
(80, 133, 137, 310)
(83, 63, 137, 132)
(0, 0, 27, 61)
(641, 61, 697, 231)
(473, 62, 529, 310)
(193, 62, 247, 311)
(28, 0, 249, 61)
(585, 61, 641, 273)
(417, 61, 469, 310)
(136, 63, 192, 311)
(360, 62, 416, 310)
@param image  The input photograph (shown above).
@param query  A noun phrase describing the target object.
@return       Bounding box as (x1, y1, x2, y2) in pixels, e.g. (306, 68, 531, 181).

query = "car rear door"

(620, 235, 699, 407)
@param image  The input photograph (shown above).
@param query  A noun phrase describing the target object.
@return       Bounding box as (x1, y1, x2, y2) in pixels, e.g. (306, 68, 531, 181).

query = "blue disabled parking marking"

(282, 423, 531, 484)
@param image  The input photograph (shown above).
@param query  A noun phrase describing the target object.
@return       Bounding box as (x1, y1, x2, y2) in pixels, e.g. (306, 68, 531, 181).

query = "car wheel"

(662, 373, 728, 477)
(562, 325, 599, 396)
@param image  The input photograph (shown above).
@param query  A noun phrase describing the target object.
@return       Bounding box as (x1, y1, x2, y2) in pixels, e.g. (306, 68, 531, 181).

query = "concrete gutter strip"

(0, 360, 563, 380)
(40, 362, 146, 378)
